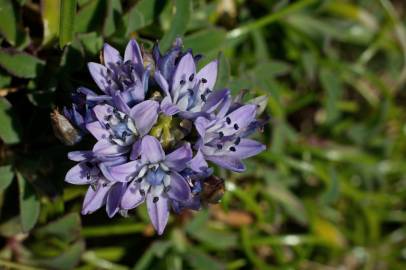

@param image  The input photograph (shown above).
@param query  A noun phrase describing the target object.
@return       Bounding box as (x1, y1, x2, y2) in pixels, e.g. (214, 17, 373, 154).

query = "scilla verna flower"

(63, 38, 266, 235)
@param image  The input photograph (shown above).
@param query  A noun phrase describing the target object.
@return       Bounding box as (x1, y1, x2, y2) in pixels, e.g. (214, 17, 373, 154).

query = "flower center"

(105, 108, 137, 146)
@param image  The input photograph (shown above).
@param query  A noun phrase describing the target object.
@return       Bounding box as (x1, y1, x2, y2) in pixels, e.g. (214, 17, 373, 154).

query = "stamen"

(164, 186, 171, 192)
(105, 123, 110, 129)
(229, 146, 236, 152)
(140, 189, 145, 196)
(123, 115, 129, 121)
(86, 173, 91, 180)
(235, 137, 241, 145)
(102, 182, 108, 187)
(189, 73, 195, 81)
(153, 197, 159, 203)
(200, 94, 206, 102)
(219, 131, 224, 138)
(226, 117, 231, 124)
(85, 162, 93, 168)
(105, 114, 112, 121)
(188, 89, 194, 95)
(217, 144, 223, 150)
(180, 79, 185, 85)
(201, 78, 207, 83)
(234, 123, 239, 130)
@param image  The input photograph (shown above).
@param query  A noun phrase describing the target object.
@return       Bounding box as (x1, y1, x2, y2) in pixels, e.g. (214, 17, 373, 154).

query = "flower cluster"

(64, 38, 266, 234)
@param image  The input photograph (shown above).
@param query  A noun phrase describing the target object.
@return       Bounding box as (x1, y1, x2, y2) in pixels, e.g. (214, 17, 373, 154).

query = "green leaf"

(159, 0, 192, 51)
(78, 32, 103, 55)
(0, 0, 18, 45)
(74, 0, 106, 33)
(0, 165, 14, 192)
(0, 49, 45, 78)
(59, 0, 77, 48)
(185, 247, 224, 270)
(17, 172, 40, 232)
(0, 97, 22, 144)
(103, 0, 122, 37)
(35, 213, 81, 243)
(0, 70, 11, 88)
(133, 241, 172, 270)
(320, 68, 343, 124)
(38, 240, 85, 270)
(42, 0, 61, 45)
(214, 52, 230, 90)
(183, 28, 226, 54)
(125, 0, 166, 34)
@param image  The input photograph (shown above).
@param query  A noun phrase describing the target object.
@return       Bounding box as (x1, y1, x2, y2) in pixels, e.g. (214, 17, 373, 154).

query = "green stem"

(226, 0, 317, 41)
(0, 259, 44, 270)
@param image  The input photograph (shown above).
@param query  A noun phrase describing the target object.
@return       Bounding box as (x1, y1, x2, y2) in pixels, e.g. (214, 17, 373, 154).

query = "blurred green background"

(0, 0, 406, 269)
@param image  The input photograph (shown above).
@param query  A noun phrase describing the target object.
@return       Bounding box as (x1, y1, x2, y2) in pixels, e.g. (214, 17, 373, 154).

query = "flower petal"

(130, 100, 159, 136)
(229, 138, 265, 159)
(206, 155, 245, 172)
(187, 150, 208, 173)
(108, 160, 143, 182)
(103, 43, 122, 68)
(160, 96, 179, 116)
(65, 162, 93, 184)
(121, 181, 145, 209)
(167, 172, 191, 201)
(202, 89, 230, 113)
(141, 135, 165, 163)
(130, 139, 142, 160)
(154, 71, 170, 97)
(82, 184, 110, 215)
(165, 143, 192, 171)
(88, 62, 109, 92)
(194, 117, 210, 138)
(196, 59, 218, 90)
(172, 53, 196, 91)
(146, 194, 169, 235)
(106, 182, 126, 218)
(86, 121, 109, 140)
(68, 151, 93, 162)
(124, 39, 143, 66)
(93, 139, 128, 157)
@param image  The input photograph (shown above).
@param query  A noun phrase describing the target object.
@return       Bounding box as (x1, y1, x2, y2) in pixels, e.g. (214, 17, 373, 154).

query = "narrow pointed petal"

(88, 62, 109, 92)
(196, 59, 218, 90)
(65, 162, 93, 184)
(93, 140, 128, 157)
(187, 150, 208, 173)
(218, 104, 257, 136)
(229, 138, 266, 159)
(106, 182, 126, 218)
(108, 160, 143, 182)
(207, 155, 245, 172)
(165, 143, 192, 171)
(82, 184, 110, 215)
(146, 194, 169, 235)
(130, 100, 159, 136)
(112, 92, 131, 115)
(202, 89, 230, 113)
(121, 181, 145, 209)
(141, 135, 165, 163)
(154, 71, 170, 97)
(68, 151, 93, 161)
(161, 96, 179, 116)
(103, 43, 122, 67)
(86, 121, 109, 140)
(124, 39, 143, 65)
(194, 117, 210, 138)
(172, 53, 196, 91)
(130, 139, 142, 160)
(167, 172, 191, 201)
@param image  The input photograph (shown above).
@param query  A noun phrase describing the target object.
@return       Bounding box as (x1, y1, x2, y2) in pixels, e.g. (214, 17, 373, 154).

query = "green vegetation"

(0, 0, 405, 269)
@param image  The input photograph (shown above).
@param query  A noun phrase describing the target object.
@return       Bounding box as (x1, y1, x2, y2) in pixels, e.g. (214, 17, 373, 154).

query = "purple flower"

(153, 42, 226, 119)
(194, 102, 266, 172)
(65, 151, 127, 217)
(63, 37, 267, 235)
(88, 40, 149, 109)
(105, 135, 193, 234)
